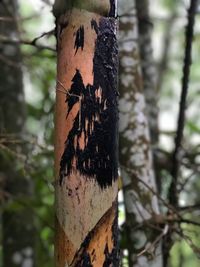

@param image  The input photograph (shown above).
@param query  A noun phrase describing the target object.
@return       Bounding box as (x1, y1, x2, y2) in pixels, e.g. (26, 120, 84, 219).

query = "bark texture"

(0, 1, 35, 266)
(54, 1, 119, 266)
(119, 1, 162, 266)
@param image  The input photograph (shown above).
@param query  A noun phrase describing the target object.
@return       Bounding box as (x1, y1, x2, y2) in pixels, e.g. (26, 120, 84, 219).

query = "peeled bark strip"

(53, 1, 119, 266)
(119, 1, 162, 266)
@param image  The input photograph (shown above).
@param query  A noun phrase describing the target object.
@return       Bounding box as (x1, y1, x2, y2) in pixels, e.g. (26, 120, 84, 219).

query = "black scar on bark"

(91, 19, 98, 34)
(59, 21, 68, 36)
(55, 19, 68, 51)
(74, 252, 93, 267)
(67, 69, 84, 115)
(74, 25, 84, 54)
(109, 0, 116, 18)
(103, 213, 120, 267)
(59, 17, 118, 189)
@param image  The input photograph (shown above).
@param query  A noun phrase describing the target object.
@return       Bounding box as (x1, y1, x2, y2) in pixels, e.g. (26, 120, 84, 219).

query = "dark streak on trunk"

(59, 17, 118, 189)
(103, 214, 119, 267)
(55, 19, 68, 51)
(91, 19, 99, 34)
(74, 25, 84, 54)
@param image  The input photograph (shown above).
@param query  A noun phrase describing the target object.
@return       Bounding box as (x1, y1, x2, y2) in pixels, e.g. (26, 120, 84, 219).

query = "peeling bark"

(54, 1, 119, 266)
(119, 1, 162, 266)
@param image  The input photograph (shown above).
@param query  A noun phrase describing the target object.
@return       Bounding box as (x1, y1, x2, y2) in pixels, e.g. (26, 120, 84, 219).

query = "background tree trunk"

(119, 1, 163, 266)
(135, 0, 158, 146)
(53, 1, 119, 266)
(135, 0, 164, 195)
(0, 0, 35, 266)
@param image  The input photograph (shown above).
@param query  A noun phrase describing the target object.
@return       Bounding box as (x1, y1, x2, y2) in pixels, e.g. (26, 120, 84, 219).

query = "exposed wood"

(54, 1, 119, 266)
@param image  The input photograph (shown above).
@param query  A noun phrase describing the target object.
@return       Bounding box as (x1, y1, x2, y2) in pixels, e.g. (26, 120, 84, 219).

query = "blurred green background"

(0, 0, 200, 266)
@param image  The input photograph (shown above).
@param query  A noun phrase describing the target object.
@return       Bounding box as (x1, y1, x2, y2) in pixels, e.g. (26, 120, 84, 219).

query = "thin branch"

(0, 14, 38, 21)
(121, 165, 181, 219)
(0, 35, 56, 52)
(31, 29, 55, 44)
(175, 229, 200, 257)
(137, 225, 169, 258)
(178, 219, 200, 227)
(177, 170, 196, 193)
(168, 0, 198, 208)
(179, 204, 200, 212)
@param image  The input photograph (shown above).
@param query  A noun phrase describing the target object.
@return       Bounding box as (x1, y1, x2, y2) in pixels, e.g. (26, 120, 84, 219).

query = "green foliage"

(1, 0, 200, 266)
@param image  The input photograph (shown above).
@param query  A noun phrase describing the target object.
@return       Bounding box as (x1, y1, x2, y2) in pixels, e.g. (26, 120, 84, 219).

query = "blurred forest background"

(0, 0, 200, 266)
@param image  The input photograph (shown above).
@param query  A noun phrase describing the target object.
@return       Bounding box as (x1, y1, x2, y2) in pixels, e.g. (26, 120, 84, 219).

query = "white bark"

(119, 1, 162, 266)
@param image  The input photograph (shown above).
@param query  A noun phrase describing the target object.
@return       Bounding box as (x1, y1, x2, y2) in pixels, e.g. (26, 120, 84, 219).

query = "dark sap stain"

(55, 19, 68, 51)
(91, 19, 98, 34)
(74, 25, 84, 54)
(55, 18, 68, 38)
(59, 21, 68, 36)
(60, 17, 118, 189)
(103, 214, 120, 267)
(109, 0, 116, 18)
(76, 252, 93, 267)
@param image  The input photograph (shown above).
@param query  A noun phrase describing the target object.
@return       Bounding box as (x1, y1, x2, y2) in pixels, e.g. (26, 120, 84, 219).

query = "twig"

(177, 170, 196, 193)
(56, 80, 80, 98)
(121, 165, 181, 219)
(0, 35, 56, 52)
(137, 224, 169, 258)
(31, 29, 55, 44)
(175, 229, 200, 258)
(178, 219, 200, 227)
(56, 80, 82, 130)
(179, 204, 200, 212)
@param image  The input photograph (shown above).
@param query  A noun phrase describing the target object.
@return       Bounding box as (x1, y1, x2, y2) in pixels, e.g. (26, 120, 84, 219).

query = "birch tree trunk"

(0, 0, 35, 266)
(119, 1, 162, 266)
(53, 1, 119, 266)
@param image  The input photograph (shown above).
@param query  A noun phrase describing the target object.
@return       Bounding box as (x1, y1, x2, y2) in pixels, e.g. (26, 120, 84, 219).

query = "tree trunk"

(0, 1, 35, 266)
(135, 0, 158, 147)
(53, 1, 119, 266)
(119, 1, 162, 266)
(135, 0, 162, 198)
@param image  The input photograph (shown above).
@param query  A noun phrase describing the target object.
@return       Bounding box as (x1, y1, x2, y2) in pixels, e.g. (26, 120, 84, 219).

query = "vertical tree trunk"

(0, 1, 35, 266)
(53, 1, 119, 266)
(135, 0, 158, 147)
(135, 0, 162, 197)
(119, 1, 162, 266)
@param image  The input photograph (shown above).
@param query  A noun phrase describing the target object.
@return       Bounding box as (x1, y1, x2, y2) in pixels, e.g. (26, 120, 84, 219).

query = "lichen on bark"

(119, 1, 162, 266)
